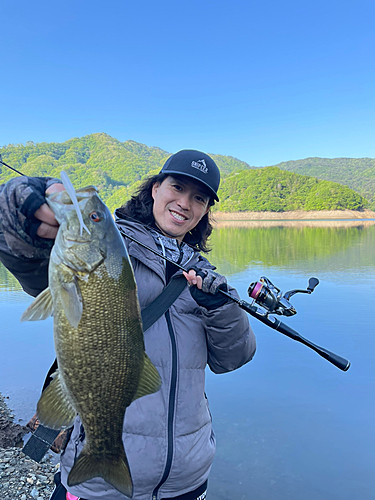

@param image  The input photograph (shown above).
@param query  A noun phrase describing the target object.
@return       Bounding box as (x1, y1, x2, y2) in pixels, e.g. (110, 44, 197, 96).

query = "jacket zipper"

(152, 310, 178, 500)
(152, 243, 187, 499)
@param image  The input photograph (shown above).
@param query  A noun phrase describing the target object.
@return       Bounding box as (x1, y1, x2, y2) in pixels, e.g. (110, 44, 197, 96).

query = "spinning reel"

(247, 277, 319, 317)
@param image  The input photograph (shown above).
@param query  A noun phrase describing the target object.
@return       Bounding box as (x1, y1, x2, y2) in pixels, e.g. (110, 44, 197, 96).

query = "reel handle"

(307, 277, 319, 292)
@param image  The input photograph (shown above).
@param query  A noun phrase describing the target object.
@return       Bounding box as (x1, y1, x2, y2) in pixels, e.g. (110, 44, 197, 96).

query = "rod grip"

(275, 320, 351, 372)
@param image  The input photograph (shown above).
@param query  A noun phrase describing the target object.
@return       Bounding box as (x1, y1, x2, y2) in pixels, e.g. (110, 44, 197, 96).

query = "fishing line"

(1, 160, 351, 371)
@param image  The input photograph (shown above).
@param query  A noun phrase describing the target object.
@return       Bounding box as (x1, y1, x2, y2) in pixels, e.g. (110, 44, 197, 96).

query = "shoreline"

(0, 392, 57, 499)
(212, 209, 375, 221)
(0, 393, 28, 449)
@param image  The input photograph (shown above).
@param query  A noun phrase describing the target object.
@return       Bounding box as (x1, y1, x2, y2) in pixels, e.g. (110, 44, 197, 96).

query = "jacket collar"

(115, 218, 164, 281)
(115, 215, 214, 282)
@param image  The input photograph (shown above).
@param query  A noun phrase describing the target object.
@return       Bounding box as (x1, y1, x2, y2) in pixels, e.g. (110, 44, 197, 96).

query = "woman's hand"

(34, 183, 65, 239)
(184, 267, 230, 310)
(183, 269, 204, 289)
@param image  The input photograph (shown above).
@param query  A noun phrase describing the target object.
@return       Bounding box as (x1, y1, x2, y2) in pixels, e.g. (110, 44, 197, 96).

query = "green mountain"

(0, 134, 170, 202)
(214, 167, 367, 212)
(0, 134, 369, 212)
(0, 133, 253, 212)
(274, 157, 375, 209)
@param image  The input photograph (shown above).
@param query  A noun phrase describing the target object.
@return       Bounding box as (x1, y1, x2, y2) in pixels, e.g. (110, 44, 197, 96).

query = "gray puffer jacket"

(0, 177, 256, 500)
(60, 219, 256, 500)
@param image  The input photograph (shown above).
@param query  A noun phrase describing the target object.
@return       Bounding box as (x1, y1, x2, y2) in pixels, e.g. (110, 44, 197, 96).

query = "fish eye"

(89, 211, 103, 222)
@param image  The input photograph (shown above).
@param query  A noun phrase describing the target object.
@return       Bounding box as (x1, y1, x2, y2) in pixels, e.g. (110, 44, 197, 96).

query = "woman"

(0, 149, 256, 500)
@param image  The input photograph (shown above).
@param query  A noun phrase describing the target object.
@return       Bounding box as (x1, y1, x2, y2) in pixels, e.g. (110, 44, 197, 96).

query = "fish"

(21, 173, 161, 497)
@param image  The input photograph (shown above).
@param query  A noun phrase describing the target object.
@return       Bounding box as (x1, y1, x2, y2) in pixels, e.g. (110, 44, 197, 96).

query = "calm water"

(1, 221, 374, 500)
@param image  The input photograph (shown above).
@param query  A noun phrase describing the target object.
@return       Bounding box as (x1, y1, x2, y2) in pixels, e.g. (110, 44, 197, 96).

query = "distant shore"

(213, 209, 375, 221)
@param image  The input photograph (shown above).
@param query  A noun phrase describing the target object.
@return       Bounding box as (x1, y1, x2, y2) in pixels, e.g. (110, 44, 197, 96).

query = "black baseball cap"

(160, 150, 220, 201)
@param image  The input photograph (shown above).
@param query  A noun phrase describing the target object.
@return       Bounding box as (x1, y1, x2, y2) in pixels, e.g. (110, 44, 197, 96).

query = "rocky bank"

(0, 393, 58, 499)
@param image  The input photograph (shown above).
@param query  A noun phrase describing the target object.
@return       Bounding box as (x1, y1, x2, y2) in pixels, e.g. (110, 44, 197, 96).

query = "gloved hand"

(184, 267, 230, 310)
(0, 176, 63, 259)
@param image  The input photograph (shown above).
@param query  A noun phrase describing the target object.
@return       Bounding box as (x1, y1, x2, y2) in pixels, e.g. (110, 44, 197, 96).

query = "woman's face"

(151, 176, 210, 243)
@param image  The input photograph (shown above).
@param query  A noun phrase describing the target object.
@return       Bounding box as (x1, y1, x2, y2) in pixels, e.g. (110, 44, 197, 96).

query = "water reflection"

(0, 263, 55, 421)
(0, 263, 23, 293)
(0, 222, 374, 500)
(207, 222, 375, 500)
(210, 220, 375, 281)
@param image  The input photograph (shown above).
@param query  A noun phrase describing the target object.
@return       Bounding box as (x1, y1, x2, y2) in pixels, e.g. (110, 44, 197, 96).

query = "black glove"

(19, 177, 50, 238)
(0, 176, 61, 259)
(188, 267, 230, 310)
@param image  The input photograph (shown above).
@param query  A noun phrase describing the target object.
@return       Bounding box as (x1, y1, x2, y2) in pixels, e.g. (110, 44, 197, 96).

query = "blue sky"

(1, 0, 374, 165)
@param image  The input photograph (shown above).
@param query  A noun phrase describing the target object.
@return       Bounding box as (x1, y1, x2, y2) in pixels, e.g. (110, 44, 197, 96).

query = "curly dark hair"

(116, 173, 215, 253)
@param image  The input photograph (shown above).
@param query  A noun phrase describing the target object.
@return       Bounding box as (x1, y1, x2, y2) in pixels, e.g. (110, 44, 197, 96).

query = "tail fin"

(67, 448, 133, 498)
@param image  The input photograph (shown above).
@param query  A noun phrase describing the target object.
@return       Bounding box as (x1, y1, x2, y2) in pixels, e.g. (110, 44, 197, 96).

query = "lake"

(1, 220, 374, 500)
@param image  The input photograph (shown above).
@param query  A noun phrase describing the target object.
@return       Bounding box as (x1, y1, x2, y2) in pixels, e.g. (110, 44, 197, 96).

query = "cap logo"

(191, 159, 208, 174)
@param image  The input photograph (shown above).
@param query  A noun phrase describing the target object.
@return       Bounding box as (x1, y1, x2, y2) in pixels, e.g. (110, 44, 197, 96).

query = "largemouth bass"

(21, 174, 161, 497)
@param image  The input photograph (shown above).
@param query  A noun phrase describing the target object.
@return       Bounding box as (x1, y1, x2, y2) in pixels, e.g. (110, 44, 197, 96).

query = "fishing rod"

(1, 161, 351, 372)
(0, 154, 26, 177)
(117, 225, 350, 372)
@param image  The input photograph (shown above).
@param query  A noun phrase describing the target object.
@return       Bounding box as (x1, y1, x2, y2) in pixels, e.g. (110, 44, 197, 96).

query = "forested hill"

(0, 133, 252, 210)
(0, 133, 369, 212)
(215, 167, 367, 212)
(275, 157, 375, 208)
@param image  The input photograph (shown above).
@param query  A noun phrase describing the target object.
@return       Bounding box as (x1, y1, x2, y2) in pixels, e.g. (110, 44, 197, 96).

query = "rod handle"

(274, 320, 351, 372)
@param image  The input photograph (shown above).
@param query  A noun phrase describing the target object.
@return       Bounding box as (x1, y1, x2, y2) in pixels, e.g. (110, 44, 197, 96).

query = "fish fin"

(59, 280, 83, 328)
(68, 448, 133, 497)
(20, 287, 53, 322)
(132, 353, 162, 401)
(37, 371, 76, 430)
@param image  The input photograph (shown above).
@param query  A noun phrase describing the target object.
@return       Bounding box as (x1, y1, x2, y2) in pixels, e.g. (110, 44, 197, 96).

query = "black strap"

(23, 275, 187, 462)
(141, 274, 187, 331)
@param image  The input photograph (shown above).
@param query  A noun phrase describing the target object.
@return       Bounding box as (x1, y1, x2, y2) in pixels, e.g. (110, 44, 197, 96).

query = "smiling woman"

(0, 150, 256, 500)
(151, 176, 210, 243)
(117, 150, 221, 253)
